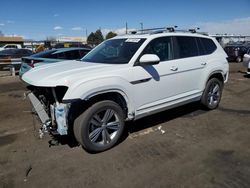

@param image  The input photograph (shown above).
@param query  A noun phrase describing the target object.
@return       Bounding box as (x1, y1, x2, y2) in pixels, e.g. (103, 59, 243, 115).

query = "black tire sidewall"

(74, 100, 125, 152)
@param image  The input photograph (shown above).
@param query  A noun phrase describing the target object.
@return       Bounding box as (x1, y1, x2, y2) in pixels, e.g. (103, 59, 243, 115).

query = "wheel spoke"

(212, 84, 219, 94)
(89, 128, 102, 142)
(90, 114, 102, 127)
(102, 129, 111, 144)
(102, 109, 114, 123)
(106, 121, 120, 130)
(209, 96, 214, 105)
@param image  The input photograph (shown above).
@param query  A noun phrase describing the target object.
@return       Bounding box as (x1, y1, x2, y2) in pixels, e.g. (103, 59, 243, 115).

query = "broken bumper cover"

(28, 92, 50, 124)
(27, 92, 69, 135)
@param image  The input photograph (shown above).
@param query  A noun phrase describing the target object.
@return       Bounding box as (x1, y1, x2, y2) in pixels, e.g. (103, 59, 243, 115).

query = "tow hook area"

(27, 91, 69, 137)
(39, 121, 51, 139)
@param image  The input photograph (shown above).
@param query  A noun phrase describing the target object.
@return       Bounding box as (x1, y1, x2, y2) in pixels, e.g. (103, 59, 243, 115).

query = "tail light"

(30, 59, 42, 67)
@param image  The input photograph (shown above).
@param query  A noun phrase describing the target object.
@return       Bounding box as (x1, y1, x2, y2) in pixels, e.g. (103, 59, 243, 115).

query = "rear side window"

(32, 50, 57, 58)
(175, 36, 199, 58)
(200, 38, 217, 54)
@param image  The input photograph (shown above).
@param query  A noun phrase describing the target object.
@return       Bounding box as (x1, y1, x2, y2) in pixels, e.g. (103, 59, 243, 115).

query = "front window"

(141, 37, 173, 61)
(82, 38, 146, 64)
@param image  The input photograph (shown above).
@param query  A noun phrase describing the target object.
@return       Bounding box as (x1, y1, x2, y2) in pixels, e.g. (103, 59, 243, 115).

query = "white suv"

(22, 29, 229, 152)
(0, 44, 22, 51)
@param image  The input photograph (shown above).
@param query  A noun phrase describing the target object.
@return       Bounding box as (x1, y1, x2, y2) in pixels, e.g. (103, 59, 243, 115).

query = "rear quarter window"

(200, 38, 217, 54)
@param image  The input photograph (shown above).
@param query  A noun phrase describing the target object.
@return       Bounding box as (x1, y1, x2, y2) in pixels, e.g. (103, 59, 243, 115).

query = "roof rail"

(129, 26, 207, 35)
(130, 26, 178, 34)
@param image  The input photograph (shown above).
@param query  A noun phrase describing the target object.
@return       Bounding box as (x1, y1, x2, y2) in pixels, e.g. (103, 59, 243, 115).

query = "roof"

(114, 31, 211, 40)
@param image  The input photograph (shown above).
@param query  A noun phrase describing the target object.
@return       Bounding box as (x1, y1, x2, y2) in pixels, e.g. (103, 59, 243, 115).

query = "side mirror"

(139, 54, 160, 65)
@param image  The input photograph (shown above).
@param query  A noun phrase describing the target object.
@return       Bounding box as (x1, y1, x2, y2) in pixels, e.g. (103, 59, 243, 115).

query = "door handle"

(170, 66, 178, 71)
(201, 62, 207, 66)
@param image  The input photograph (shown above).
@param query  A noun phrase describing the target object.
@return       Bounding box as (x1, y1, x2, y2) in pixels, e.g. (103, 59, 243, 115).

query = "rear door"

(132, 36, 205, 115)
(171, 36, 207, 93)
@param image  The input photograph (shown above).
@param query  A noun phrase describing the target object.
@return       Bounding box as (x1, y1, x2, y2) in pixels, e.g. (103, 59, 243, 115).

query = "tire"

(201, 78, 223, 110)
(236, 56, 242, 63)
(73, 100, 125, 152)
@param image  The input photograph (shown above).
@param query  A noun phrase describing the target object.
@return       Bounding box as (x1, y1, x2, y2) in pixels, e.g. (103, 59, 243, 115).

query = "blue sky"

(0, 0, 249, 40)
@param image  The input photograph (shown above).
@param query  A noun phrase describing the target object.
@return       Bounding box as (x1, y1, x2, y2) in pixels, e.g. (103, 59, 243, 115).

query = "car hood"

(22, 60, 125, 87)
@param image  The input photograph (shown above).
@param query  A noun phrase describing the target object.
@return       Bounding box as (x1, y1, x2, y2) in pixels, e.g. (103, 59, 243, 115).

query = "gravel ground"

(0, 63, 250, 188)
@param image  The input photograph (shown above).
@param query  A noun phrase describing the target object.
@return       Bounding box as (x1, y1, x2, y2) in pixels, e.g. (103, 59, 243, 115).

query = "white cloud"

(72, 27, 83, 31)
(198, 17, 250, 35)
(54, 26, 63, 30)
(54, 14, 59, 17)
(0, 23, 5, 26)
(7, 20, 14, 24)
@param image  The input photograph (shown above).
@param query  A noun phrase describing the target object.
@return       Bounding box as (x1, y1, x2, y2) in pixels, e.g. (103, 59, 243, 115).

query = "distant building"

(56, 36, 87, 44)
(0, 36, 24, 46)
(210, 34, 250, 47)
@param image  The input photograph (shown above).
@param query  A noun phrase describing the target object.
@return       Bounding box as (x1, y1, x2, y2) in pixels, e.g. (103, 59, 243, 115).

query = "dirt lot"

(0, 63, 250, 188)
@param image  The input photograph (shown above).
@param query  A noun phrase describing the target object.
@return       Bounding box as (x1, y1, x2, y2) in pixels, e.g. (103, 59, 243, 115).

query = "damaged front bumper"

(27, 92, 70, 136)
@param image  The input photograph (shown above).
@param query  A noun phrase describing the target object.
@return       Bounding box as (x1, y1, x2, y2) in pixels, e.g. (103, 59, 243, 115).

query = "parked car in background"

(24, 45, 36, 52)
(0, 48, 33, 71)
(243, 49, 250, 75)
(224, 43, 250, 63)
(19, 47, 91, 76)
(54, 42, 91, 49)
(0, 44, 22, 51)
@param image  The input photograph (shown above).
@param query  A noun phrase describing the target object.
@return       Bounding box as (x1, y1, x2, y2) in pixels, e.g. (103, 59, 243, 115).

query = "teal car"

(19, 47, 91, 76)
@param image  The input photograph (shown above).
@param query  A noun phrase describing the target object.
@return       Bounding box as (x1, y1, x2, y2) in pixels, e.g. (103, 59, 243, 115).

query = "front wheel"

(73, 100, 125, 152)
(201, 78, 223, 110)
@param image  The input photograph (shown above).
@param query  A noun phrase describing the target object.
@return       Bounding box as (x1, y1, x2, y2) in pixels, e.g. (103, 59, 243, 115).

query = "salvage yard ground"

(0, 63, 250, 188)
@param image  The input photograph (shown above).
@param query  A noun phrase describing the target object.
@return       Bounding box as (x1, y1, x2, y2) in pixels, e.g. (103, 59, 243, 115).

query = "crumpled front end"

(27, 85, 70, 136)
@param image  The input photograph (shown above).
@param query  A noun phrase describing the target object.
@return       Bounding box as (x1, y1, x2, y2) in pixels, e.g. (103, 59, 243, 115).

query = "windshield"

(82, 38, 146, 64)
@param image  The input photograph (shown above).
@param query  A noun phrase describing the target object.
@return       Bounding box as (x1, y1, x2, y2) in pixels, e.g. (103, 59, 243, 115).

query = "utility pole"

(140, 22, 143, 33)
(125, 22, 128, 34)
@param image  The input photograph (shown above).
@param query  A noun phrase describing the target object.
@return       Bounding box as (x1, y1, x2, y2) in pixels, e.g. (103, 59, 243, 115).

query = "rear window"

(17, 49, 33, 56)
(32, 49, 90, 60)
(32, 50, 57, 58)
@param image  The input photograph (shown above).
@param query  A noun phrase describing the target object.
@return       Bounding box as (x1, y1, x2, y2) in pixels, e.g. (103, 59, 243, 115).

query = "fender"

(62, 76, 136, 119)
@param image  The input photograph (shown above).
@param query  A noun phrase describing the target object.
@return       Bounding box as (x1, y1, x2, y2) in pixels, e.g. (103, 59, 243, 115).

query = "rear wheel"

(73, 100, 125, 152)
(201, 78, 223, 110)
